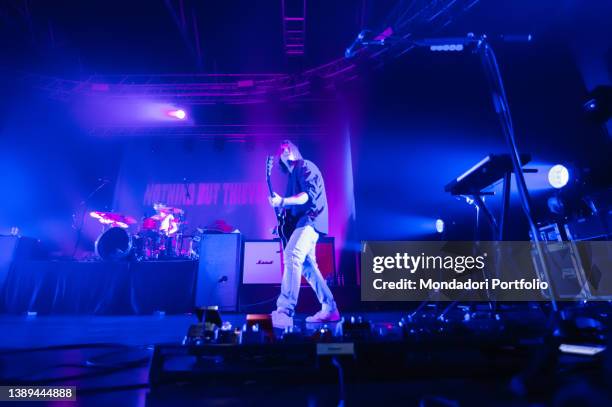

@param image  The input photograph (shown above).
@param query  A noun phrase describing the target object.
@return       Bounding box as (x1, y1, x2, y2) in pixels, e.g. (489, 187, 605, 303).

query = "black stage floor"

(0, 309, 609, 406)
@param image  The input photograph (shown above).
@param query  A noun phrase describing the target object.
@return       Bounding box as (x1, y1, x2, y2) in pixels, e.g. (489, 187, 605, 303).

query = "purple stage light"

(167, 109, 187, 120)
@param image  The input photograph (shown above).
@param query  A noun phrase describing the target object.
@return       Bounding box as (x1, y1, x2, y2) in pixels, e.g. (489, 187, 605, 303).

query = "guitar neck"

(266, 157, 282, 218)
(266, 178, 274, 198)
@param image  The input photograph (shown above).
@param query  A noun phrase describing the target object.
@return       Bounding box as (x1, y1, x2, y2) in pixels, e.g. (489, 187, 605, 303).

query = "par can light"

(548, 164, 569, 189)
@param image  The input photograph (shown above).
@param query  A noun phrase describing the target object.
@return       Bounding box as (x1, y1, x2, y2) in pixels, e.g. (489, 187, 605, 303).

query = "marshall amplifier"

(242, 238, 336, 286)
(240, 238, 337, 313)
(242, 240, 283, 284)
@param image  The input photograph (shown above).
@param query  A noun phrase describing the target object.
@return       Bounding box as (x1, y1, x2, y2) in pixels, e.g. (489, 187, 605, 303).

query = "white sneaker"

(271, 310, 294, 329)
(305, 308, 341, 323)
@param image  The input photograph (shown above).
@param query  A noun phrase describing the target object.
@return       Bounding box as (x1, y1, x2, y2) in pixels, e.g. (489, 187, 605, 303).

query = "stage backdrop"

(112, 132, 357, 276)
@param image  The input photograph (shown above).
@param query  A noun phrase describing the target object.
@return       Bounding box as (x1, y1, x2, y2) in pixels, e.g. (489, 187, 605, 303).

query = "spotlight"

(435, 219, 445, 234)
(584, 100, 597, 111)
(547, 195, 565, 216)
(548, 165, 569, 189)
(583, 85, 612, 122)
(168, 109, 187, 120)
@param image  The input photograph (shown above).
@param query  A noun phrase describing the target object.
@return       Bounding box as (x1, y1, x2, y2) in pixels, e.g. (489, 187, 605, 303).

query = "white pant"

(276, 225, 336, 316)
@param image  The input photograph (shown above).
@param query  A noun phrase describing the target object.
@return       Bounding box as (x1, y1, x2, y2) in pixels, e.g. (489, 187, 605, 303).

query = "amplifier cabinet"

(196, 233, 242, 311)
(242, 238, 336, 286)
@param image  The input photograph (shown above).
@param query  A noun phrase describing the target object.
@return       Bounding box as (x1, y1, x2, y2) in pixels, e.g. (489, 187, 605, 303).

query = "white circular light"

(435, 219, 445, 234)
(548, 165, 569, 189)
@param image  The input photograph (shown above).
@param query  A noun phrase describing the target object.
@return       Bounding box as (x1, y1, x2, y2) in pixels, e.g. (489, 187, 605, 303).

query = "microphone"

(499, 34, 533, 43)
(345, 28, 391, 58)
(362, 40, 385, 46)
(183, 177, 191, 199)
(345, 30, 369, 58)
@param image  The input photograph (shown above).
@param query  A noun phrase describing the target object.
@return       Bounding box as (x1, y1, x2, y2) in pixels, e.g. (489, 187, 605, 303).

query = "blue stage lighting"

(429, 44, 463, 52)
(547, 165, 569, 189)
(584, 99, 597, 111)
(435, 219, 445, 234)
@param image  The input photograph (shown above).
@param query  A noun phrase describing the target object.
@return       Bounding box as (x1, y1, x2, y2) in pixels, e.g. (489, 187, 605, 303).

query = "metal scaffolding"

(281, 0, 307, 58)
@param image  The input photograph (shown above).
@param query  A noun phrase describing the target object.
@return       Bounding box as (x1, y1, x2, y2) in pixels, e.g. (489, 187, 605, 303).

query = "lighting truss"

(88, 124, 327, 141)
(367, 0, 482, 61)
(25, 1, 480, 107)
(282, 0, 307, 57)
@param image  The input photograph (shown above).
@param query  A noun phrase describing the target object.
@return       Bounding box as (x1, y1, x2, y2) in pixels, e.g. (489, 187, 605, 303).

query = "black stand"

(474, 35, 557, 312)
(71, 179, 110, 258)
(469, 168, 537, 241)
(407, 34, 557, 309)
(402, 34, 559, 322)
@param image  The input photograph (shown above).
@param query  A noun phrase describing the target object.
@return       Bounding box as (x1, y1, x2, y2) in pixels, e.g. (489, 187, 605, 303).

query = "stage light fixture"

(583, 85, 612, 122)
(435, 219, 445, 234)
(584, 100, 597, 111)
(548, 165, 569, 189)
(429, 44, 463, 52)
(168, 109, 187, 120)
(547, 195, 565, 216)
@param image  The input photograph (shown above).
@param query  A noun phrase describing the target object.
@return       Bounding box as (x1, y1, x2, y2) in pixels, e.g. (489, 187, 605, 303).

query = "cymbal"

(149, 216, 187, 223)
(153, 203, 184, 215)
(90, 211, 137, 228)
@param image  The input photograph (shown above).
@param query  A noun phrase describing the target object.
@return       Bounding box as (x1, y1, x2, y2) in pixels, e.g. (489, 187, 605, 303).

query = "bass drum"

(95, 227, 132, 260)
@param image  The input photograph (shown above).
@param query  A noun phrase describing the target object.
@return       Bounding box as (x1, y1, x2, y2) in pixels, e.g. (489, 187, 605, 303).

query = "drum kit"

(91, 204, 201, 261)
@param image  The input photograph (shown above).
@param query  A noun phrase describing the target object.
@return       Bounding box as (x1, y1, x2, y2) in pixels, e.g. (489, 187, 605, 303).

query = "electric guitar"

(266, 156, 296, 248)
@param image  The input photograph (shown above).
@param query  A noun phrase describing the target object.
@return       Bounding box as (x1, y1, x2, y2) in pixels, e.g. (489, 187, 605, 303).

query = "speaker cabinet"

(242, 238, 336, 286)
(242, 240, 283, 284)
(196, 233, 242, 311)
(0, 236, 20, 290)
(311, 237, 336, 286)
(532, 242, 589, 300)
(0, 236, 40, 291)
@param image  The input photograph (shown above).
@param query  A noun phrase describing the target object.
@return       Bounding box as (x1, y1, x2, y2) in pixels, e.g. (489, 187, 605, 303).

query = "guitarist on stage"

(268, 140, 340, 328)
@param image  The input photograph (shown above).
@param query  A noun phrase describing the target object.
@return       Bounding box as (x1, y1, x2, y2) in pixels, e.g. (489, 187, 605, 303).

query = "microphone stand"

(472, 34, 567, 398)
(472, 35, 557, 312)
(400, 33, 558, 312)
(71, 179, 110, 259)
(352, 31, 574, 395)
(400, 33, 562, 396)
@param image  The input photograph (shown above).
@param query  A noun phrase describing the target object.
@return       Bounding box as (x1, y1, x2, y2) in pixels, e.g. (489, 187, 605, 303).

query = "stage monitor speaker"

(565, 215, 611, 241)
(561, 214, 612, 299)
(0, 236, 40, 291)
(196, 233, 242, 311)
(0, 236, 20, 290)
